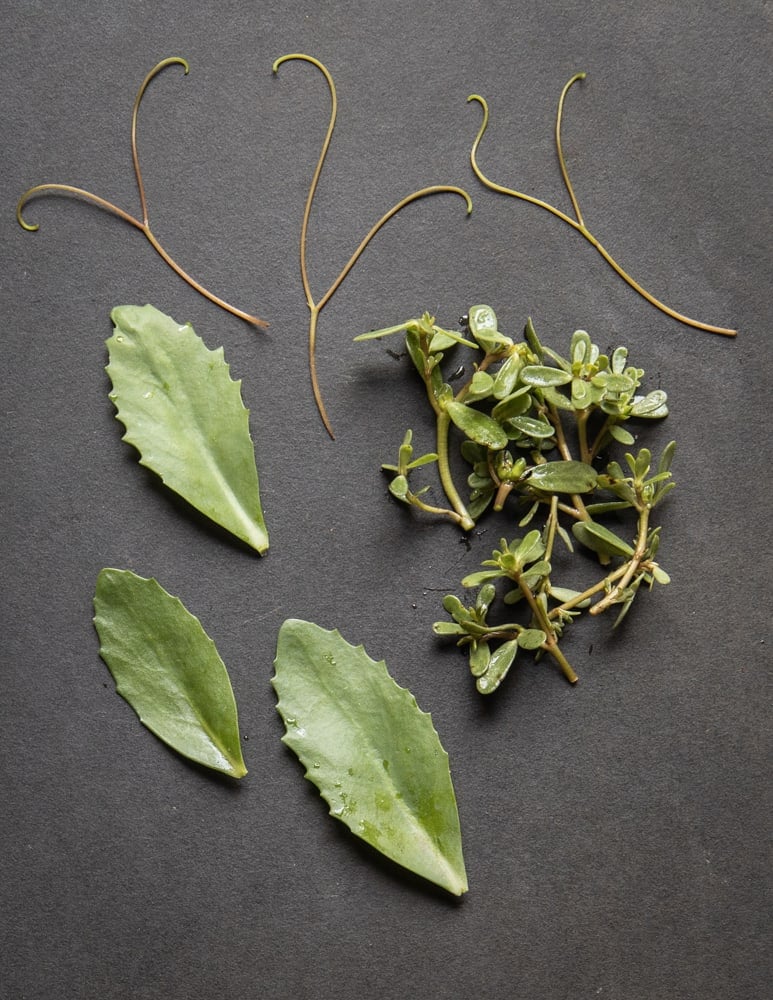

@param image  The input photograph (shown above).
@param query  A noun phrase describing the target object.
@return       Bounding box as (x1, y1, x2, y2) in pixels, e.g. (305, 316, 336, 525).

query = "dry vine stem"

(468, 74, 737, 338)
(17, 57, 267, 329)
(273, 53, 472, 438)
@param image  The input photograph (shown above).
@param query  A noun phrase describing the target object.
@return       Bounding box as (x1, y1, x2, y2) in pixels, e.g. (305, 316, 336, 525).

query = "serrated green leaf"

(107, 304, 268, 554)
(272, 620, 467, 896)
(445, 401, 508, 450)
(93, 568, 247, 778)
(526, 460, 598, 493)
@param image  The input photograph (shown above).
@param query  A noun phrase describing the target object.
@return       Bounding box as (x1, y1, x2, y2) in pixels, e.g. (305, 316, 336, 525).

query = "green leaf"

(491, 385, 532, 421)
(492, 353, 524, 398)
(429, 327, 478, 351)
(354, 321, 412, 341)
(432, 621, 466, 636)
(388, 475, 409, 501)
(407, 452, 439, 470)
(107, 305, 268, 554)
(467, 304, 498, 340)
(609, 424, 635, 445)
(445, 401, 508, 450)
(461, 568, 503, 587)
(526, 461, 598, 493)
(572, 520, 635, 558)
(272, 620, 468, 896)
(517, 628, 547, 650)
(93, 568, 247, 778)
(571, 377, 595, 409)
(506, 415, 555, 439)
(630, 390, 668, 418)
(520, 365, 573, 388)
(465, 370, 495, 402)
(476, 640, 518, 694)
(469, 639, 491, 677)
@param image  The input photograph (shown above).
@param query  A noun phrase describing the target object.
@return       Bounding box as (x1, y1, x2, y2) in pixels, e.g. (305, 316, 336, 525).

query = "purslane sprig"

(356, 306, 675, 692)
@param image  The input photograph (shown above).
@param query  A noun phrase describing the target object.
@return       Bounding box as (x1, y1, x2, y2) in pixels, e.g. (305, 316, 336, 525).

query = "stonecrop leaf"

(272, 619, 468, 896)
(107, 304, 268, 553)
(93, 568, 247, 778)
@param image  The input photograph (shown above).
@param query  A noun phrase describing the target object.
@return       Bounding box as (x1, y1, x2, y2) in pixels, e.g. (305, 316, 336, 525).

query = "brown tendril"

(17, 57, 267, 329)
(467, 77, 737, 337)
(274, 53, 472, 438)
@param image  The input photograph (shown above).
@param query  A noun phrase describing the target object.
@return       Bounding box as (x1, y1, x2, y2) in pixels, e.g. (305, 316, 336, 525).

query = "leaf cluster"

(357, 306, 676, 692)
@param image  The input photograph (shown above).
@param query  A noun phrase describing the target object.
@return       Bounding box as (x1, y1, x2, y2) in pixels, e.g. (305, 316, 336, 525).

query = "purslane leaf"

(272, 619, 468, 896)
(526, 460, 598, 493)
(93, 568, 247, 778)
(107, 304, 268, 554)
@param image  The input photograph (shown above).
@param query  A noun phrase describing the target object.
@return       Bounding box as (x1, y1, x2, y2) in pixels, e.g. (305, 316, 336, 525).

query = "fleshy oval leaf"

(107, 304, 268, 554)
(93, 568, 247, 778)
(272, 620, 468, 896)
(572, 520, 636, 558)
(445, 401, 508, 450)
(520, 365, 573, 388)
(526, 460, 598, 493)
(476, 639, 518, 694)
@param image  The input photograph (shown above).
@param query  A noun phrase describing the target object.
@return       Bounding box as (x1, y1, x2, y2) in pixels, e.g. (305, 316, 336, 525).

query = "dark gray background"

(2, 2, 770, 998)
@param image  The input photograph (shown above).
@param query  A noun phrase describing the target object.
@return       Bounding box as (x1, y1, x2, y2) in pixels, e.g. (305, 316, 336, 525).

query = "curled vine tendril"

(17, 57, 268, 329)
(274, 53, 473, 438)
(468, 75, 737, 338)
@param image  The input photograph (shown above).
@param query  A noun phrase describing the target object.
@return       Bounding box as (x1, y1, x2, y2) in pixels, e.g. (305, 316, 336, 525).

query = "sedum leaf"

(107, 304, 268, 554)
(93, 568, 247, 778)
(272, 619, 468, 896)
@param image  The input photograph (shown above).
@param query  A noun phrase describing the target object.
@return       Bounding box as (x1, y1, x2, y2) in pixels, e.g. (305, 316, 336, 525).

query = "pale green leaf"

(517, 628, 547, 650)
(572, 520, 635, 558)
(476, 639, 518, 694)
(353, 321, 412, 341)
(445, 400, 508, 450)
(630, 390, 668, 418)
(388, 475, 410, 500)
(520, 365, 573, 388)
(107, 305, 268, 553)
(93, 568, 247, 778)
(526, 460, 598, 493)
(272, 620, 468, 896)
